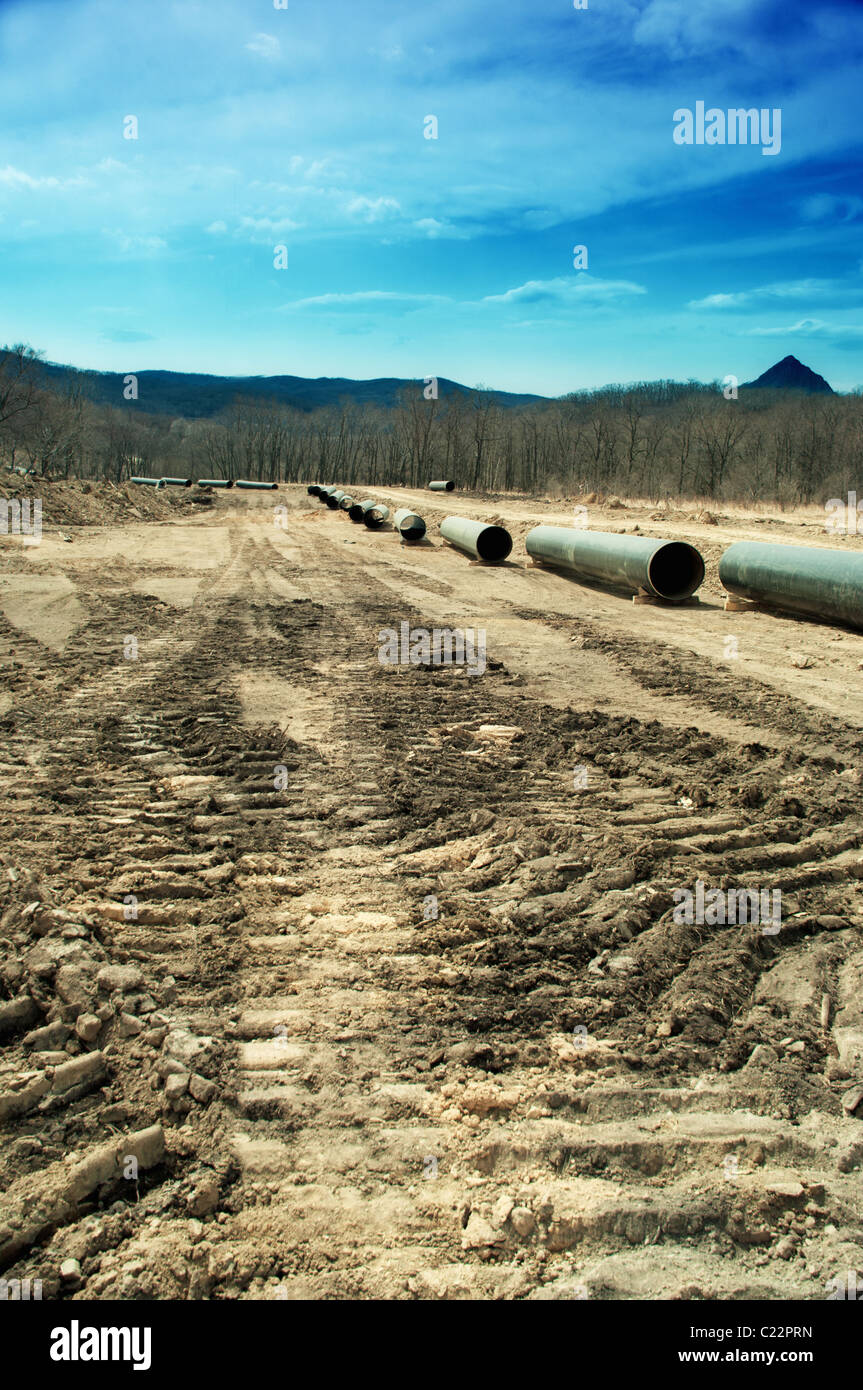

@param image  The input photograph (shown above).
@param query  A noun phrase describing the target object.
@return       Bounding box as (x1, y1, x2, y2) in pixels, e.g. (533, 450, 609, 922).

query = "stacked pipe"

(440, 516, 512, 562)
(525, 526, 704, 599)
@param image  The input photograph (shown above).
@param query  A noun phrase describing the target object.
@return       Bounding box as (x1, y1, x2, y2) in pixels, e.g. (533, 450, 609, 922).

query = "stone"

(117, 1013, 143, 1037)
(75, 1014, 102, 1043)
(461, 1213, 504, 1250)
(841, 1085, 863, 1115)
(510, 1206, 536, 1237)
(163, 1028, 213, 1070)
(97, 964, 144, 994)
(189, 1074, 217, 1104)
(188, 1177, 220, 1217)
(164, 1071, 190, 1102)
(60, 1258, 82, 1284)
(23, 1021, 70, 1051)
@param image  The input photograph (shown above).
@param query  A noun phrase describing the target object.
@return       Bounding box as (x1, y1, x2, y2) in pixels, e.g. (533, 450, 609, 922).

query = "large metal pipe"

(348, 499, 373, 522)
(307, 484, 321, 496)
(326, 489, 346, 509)
(234, 480, 279, 490)
(428, 480, 455, 492)
(440, 515, 513, 563)
(393, 507, 427, 543)
(525, 526, 704, 599)
(338, 494, 355, 511)
(364, 503, 390, 529)
(159, 477, 193, 488)
(719, 541, 863, 629)
(130, 477, 161, 486)
(196, 479, 234, 489)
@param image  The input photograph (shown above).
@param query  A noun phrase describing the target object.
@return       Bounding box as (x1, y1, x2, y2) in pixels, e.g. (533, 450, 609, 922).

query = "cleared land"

(1, 483, 862, 1301)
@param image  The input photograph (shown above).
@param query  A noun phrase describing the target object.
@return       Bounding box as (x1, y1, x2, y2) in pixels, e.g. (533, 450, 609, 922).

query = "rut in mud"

(1, 495, 863, 1301)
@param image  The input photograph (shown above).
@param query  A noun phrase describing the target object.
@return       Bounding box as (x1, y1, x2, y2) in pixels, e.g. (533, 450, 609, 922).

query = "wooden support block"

(724, 595, 756, 612)
(632, 593, 701, 608)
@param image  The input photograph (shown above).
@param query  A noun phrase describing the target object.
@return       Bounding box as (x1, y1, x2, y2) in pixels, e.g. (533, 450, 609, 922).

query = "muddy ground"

(1, 481, 862, 1301)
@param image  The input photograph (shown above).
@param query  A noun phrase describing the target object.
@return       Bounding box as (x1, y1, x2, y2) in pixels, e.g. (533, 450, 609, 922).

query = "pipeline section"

(363, 502, 390, 529)
(393, 507, 427, 543)
(525, 526, 704, 600)
(719, 541, 863, 630)
(234, 480, 279, 490)
(428, 480, 455, 492)
(440, 516, 513, 562)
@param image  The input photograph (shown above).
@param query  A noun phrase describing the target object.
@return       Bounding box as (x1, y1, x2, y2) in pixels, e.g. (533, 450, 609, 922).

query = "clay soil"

(1, 481, 862, 1301)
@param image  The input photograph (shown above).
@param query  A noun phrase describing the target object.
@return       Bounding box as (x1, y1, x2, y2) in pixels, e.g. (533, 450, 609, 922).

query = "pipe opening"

(476, 525, 513, 563)
(646, 541, 705, 600)
(348, 504, 365, 522)
(400, 522, 426, 542)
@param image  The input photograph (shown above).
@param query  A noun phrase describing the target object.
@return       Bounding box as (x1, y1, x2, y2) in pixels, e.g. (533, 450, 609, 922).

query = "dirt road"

(1, 486, 862, 1301)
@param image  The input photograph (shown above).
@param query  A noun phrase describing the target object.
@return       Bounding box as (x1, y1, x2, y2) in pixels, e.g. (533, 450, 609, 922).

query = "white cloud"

(744, 318, 863, 347)
(286, 290, 446, 309)
(103, 230, 168, 256)
(482, 275, 646, 306)
(346, 195, 401, 222)
(0, 164, 83, 190)
(238, 215, 302, 240)
(245, 33, 281, 60)
(688, 278, 853, 310)
(206, 220, 228, 234)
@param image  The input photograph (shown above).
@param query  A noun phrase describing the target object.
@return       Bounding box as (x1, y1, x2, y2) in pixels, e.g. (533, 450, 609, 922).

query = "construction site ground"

(1, 481, 862, 1302)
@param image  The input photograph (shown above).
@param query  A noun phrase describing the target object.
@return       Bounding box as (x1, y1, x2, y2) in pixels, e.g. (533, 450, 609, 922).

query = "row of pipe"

(130, 477, 278, 490)
(320, 485, 863, 631)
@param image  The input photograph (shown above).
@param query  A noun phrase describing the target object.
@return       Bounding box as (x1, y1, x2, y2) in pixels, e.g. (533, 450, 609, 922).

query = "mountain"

(742, 355, 834, 394)
(38, 363, 547, 419)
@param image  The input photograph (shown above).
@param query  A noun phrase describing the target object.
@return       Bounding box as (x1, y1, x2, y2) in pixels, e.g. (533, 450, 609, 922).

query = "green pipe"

(440, 515, 512, 562)
(235, 480, 279, 490)
(393, 507, 427, 542)
(130, 477, 161, 486)
(428, 480, 455, 492)
(160, 477, 193, 488)
(196, 479, 234, 489)
(719, 541, 863, 629)
(307, 485, 321, 496)
(348, 499, 373, 522)
(338, 494, 355, 511)
(526, 526, 704, 599)
(326, 489, 346, 509)
(363, 502, 390, 529)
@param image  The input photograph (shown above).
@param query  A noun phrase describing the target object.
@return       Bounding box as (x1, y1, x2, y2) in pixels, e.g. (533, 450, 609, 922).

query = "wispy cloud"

(245, 33, 280, 60)
(687, 278, 848, 310)
(745, 318, 863, 349)
(482, 275, 646, 306)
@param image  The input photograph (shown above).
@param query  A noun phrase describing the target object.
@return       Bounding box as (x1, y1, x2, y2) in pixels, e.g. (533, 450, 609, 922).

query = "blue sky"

(1, 0, 862, 394)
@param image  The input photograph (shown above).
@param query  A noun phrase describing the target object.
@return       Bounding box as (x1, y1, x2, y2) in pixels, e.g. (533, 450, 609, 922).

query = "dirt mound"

(0, 474, 199, 530)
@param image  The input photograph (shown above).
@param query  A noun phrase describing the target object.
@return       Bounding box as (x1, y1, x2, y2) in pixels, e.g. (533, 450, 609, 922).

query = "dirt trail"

(1, 487, 862, 1301)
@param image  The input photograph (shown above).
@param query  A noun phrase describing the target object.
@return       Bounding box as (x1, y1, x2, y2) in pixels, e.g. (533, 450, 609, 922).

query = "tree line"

(2, 343, 861, 504)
